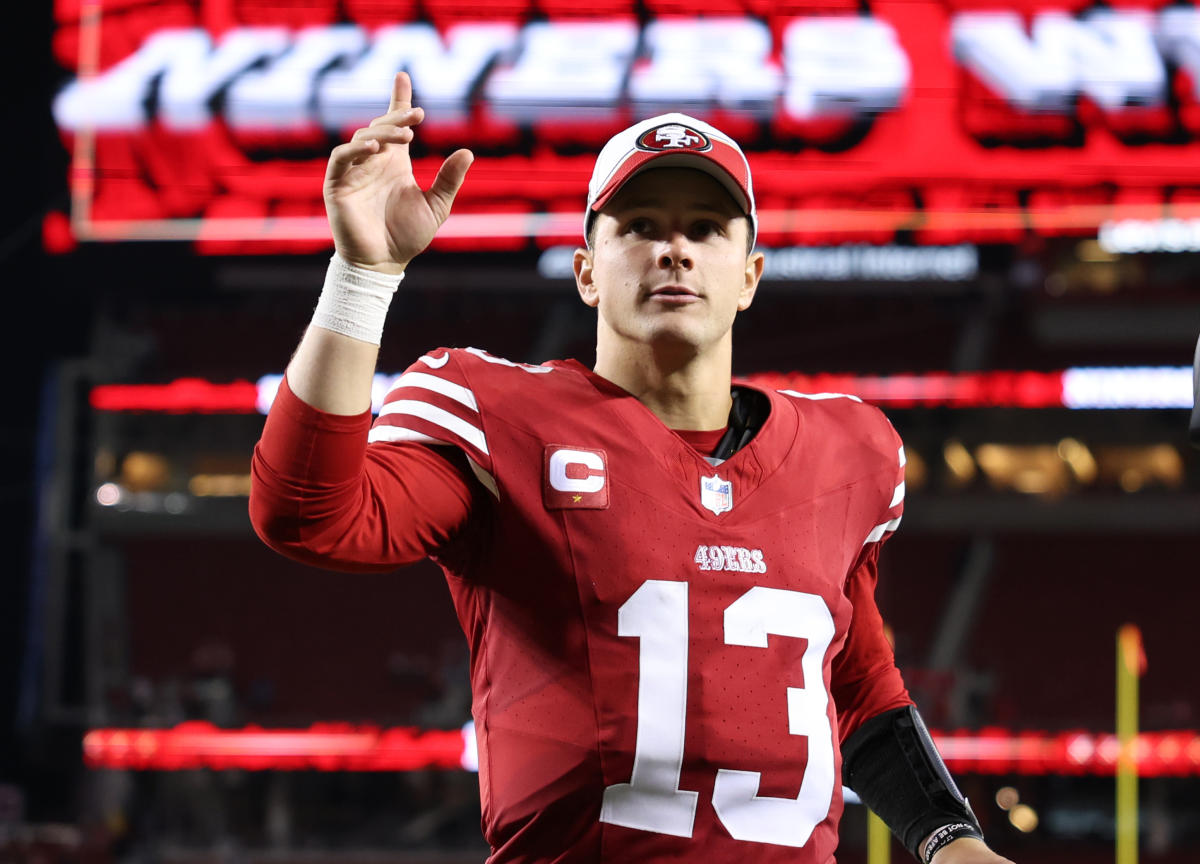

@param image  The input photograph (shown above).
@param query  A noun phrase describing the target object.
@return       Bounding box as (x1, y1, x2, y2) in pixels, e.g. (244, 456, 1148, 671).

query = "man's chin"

(642, 326, 708, 358)
(602, 316, 723, 358)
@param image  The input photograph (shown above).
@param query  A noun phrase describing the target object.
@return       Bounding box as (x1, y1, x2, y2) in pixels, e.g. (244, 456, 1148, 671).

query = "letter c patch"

(544, 445, 609, 509)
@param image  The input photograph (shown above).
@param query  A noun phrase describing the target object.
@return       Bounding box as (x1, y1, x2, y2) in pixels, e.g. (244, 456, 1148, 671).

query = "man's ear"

(574, 247, 599, 308)
(739, 250, 765, 311)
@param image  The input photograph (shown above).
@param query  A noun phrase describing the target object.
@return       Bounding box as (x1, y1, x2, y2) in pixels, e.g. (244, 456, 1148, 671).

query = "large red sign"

(50, 0, 1200, 252)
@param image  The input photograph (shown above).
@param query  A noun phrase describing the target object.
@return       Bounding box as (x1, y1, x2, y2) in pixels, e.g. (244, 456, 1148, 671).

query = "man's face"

(574, 168, 764, 358)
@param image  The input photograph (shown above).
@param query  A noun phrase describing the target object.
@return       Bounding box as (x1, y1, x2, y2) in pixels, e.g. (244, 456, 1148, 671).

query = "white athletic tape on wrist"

(311, 253, 405, 346)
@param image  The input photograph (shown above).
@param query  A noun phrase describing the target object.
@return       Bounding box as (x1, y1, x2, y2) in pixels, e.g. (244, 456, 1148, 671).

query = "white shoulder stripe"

(778, 389, 863, 403)
(390, 371, 478, 411)
(888, 445, 906, 507)
(867, 444, 906, 543)
(367, 426, 446, 447)
(891, 445, 906, 506)
(862, 515, 902, 546)
(368, 427, 499, 498)
(375, 400, 489, 455)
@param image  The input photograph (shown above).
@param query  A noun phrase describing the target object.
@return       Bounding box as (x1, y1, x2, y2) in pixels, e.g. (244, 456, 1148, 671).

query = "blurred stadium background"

(3, 0, 1200, 862)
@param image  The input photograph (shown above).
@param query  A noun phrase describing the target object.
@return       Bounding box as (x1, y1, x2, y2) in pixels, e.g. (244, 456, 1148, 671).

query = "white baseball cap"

(584, 112, 757, 248)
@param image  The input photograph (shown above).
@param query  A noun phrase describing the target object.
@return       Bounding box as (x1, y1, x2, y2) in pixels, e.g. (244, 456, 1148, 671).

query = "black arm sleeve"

(841, 705, 983, 860)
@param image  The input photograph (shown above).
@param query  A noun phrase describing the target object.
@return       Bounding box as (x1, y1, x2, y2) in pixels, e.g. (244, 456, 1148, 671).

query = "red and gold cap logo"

(636, 123, 712, 153)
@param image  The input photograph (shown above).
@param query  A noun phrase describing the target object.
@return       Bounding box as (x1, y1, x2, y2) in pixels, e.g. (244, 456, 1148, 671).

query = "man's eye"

(628, 218, 653, 235)
(691, 221, 720, 239)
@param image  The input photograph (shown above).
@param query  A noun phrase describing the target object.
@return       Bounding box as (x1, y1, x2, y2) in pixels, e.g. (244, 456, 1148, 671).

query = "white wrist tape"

(311, 252, 405, 346)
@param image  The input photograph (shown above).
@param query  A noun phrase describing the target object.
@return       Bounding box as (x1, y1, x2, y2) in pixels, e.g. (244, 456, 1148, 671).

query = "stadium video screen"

(50, 0, 1200, 253)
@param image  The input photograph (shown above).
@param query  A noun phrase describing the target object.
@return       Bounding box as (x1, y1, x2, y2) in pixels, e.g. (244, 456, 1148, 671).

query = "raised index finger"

(389, 71, 412, 114)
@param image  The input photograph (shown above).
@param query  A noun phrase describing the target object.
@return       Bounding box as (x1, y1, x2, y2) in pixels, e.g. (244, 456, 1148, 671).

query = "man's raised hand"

(324, 72, 474, 275)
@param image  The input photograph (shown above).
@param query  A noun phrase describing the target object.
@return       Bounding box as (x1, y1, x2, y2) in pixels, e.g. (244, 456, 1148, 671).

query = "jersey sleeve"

(249, 374, 481, 572)
(830, 413, 913, 743)
(369, 348, 497, 492)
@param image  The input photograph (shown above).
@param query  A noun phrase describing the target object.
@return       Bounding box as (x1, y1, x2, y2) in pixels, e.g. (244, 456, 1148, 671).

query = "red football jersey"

(368, 347, 911, 864)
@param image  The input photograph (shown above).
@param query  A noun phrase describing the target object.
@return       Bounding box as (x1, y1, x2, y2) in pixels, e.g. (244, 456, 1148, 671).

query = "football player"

(250, 72, 1015, 864)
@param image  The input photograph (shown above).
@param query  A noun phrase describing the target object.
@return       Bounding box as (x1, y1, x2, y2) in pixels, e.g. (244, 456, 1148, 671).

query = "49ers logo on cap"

(636, 123, 711, 153)
(543, 445, 609, 510)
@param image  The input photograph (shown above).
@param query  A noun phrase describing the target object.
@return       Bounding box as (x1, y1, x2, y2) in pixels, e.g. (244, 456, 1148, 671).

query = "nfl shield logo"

(700, 474, 734, 515)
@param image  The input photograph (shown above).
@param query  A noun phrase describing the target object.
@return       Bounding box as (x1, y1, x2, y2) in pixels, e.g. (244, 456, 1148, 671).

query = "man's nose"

(657, 232, 693, 270)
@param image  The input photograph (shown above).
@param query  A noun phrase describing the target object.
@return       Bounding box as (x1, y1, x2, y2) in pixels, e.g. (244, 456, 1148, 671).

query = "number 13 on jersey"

(600, 580, 836, 848)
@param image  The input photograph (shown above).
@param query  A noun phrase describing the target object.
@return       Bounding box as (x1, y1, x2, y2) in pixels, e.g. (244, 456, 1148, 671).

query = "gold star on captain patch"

(572, 495, 582, 503)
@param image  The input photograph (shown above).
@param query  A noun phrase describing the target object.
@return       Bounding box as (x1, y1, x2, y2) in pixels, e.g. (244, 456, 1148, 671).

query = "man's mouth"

(649, 285, 699, 298)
